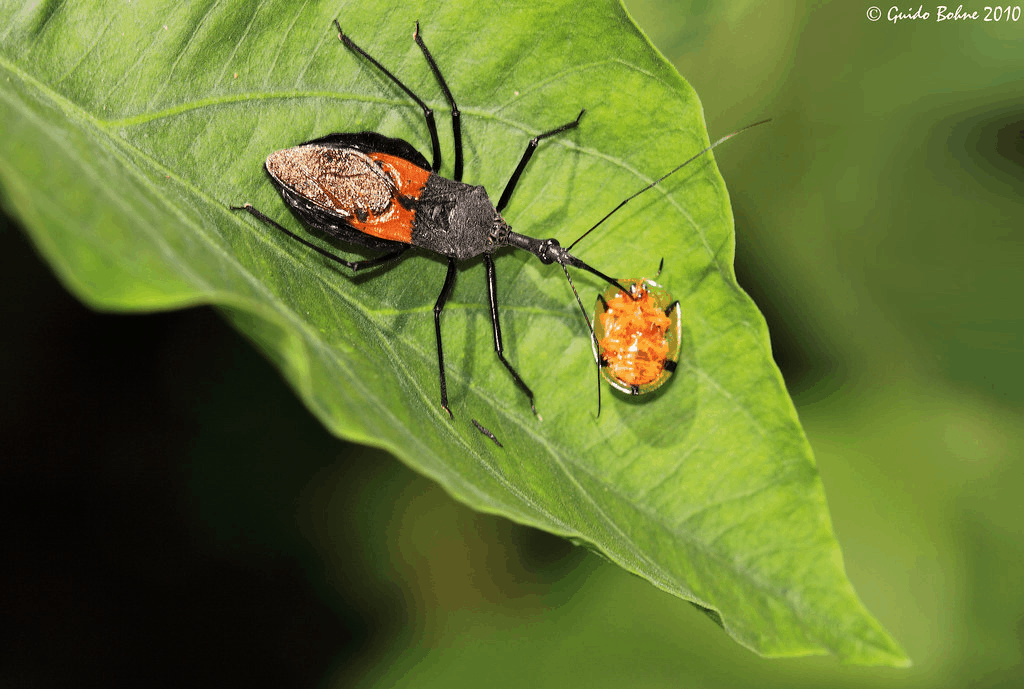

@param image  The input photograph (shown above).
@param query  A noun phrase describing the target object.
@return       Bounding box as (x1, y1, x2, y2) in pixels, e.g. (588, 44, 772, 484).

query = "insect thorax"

(411, 176, 507, 260)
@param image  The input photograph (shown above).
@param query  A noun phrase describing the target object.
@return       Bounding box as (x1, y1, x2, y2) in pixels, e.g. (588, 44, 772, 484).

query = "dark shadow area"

(0, 212, 377, 688)
(1, 207, 594, 687)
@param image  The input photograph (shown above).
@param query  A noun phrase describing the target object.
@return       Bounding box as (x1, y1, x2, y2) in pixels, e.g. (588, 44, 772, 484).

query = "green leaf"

(0, 0, 907, 664)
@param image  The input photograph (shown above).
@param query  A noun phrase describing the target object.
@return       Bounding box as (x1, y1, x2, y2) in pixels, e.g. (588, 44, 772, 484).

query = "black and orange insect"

(592, 267, 682, 396)
(232, 20, 630, 419)
(232, 20, 768, 421)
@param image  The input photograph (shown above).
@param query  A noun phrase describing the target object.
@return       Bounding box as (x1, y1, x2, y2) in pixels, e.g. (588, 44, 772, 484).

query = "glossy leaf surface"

(0, 0, 906, 663)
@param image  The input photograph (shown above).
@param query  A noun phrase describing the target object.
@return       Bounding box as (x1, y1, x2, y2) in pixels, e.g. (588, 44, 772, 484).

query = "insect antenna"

(561, 265, 605, 417)
(567, 119, 771, 252)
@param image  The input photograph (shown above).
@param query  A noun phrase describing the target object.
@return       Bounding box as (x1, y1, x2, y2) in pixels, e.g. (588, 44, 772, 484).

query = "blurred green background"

(2, 0, 1022, 687)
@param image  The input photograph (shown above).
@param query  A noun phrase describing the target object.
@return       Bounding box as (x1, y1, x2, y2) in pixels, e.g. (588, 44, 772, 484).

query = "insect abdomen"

(266, 146, 430, 244)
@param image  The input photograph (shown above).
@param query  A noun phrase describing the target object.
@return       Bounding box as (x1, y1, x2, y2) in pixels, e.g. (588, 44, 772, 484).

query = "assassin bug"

(232, 20, 631, 419)
(592, 263, 682, 396)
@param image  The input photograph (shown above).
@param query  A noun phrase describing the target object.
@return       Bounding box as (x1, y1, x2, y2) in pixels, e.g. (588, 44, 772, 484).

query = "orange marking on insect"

(594, 278, 682, 394)
(265, 147, 432, 245)
(343, 153, 430, 244)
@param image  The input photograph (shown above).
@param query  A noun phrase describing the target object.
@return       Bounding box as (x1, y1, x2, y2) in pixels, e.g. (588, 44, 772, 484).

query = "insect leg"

(595, 295, 612, 369)
(496, 109, 585, 213)
(231, 204, 409, 271)
(413, 23, 462, 182)
(484, 254, 538, 416)
(333, 20, 443, 174)
(434, 258, 459, 419)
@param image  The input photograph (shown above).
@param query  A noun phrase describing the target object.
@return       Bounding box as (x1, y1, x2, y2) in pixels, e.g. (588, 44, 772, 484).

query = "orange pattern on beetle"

(595, 278, 681, 393)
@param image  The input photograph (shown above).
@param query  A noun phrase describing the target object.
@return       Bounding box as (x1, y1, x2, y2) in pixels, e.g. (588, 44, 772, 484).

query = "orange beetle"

(592, 276, 682, 395)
